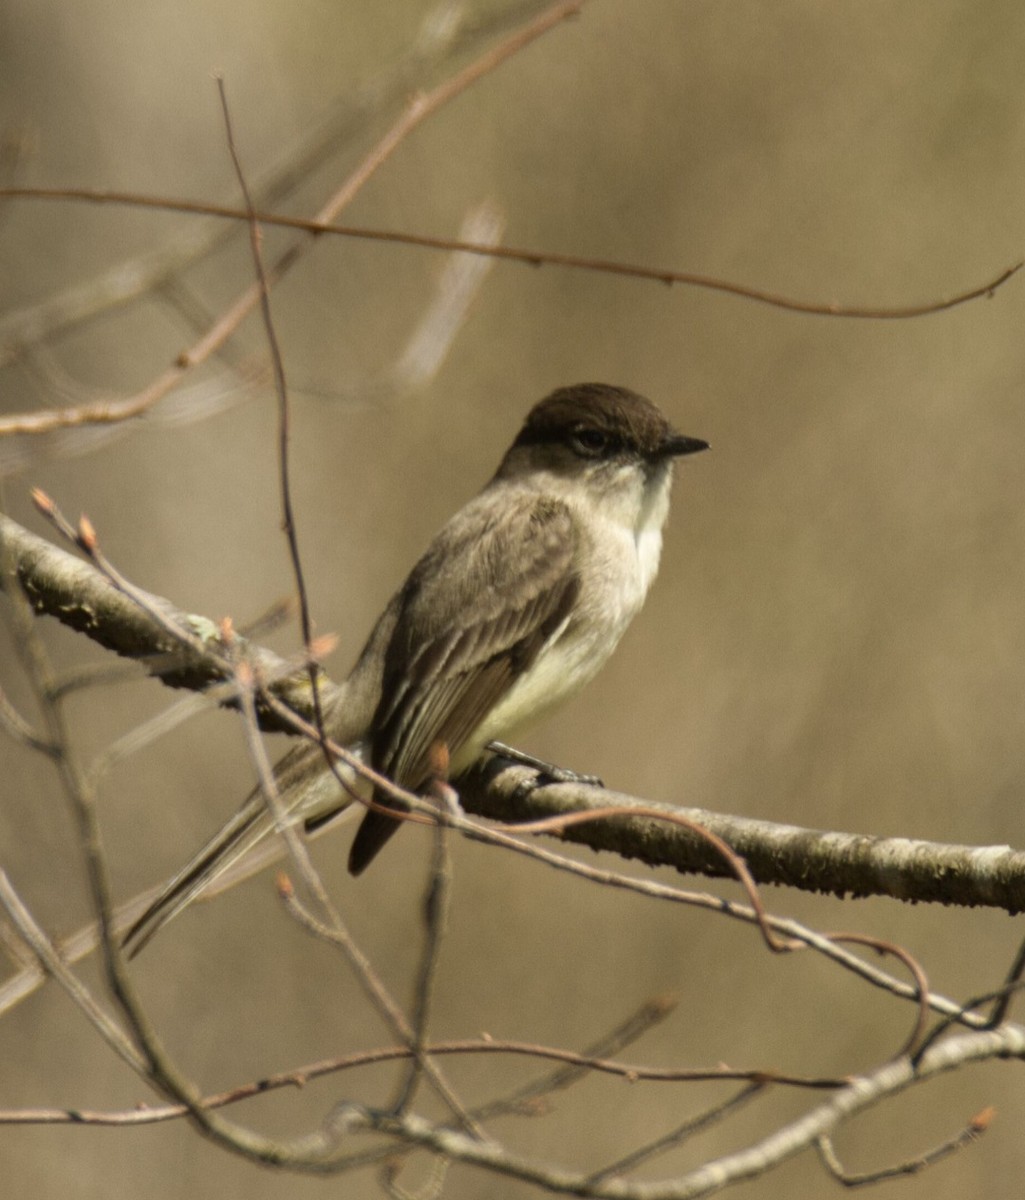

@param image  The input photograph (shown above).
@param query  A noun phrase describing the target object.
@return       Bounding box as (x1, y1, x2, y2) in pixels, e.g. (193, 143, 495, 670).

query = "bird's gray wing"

(347, 491, 579, 872)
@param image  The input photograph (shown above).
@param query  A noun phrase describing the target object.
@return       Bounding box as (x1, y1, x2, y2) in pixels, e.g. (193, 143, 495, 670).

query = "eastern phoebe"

(125, 383, 707, 953)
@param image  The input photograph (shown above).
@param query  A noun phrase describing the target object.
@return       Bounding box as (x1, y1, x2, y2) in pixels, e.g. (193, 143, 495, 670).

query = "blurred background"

(2, 0, 1025, 1195)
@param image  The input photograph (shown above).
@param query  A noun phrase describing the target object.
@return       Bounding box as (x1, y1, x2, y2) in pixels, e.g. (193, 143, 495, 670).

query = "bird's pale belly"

(451, 545, 654, 774)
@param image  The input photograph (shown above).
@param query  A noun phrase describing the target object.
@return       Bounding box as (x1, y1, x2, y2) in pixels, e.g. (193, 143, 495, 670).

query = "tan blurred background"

(2, 1, 1025, 1195)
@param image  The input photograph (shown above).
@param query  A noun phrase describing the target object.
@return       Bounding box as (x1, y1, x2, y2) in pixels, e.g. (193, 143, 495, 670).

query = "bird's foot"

(486, 741, 604, 800)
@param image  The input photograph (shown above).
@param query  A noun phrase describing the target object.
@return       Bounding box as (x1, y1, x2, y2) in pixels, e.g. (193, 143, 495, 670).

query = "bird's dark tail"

(346, 793, 408, 875)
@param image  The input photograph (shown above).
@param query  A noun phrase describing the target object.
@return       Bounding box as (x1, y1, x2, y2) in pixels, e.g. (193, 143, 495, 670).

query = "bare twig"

(0, 1032, 845, 1129)
(2, 187, 1018, 339)
(985, 930, 1025, 1027)
(824, 932, 930, 1060)
(231, 649, 338, 932)
(392, 770, 456, 1115)
(278, 877, 486, 1143)
(815, 1107, 995, 1187)
(0, 870, 144, 1073)
(0, 202, 501, 477)
(586, 1083, 766, 1185)
(216, 75, 333, 806)
(0, 367, 266, 478)
(434, 820, 993, 1029)
(471, 994, 678, 1122)
(910, 975, 1025, 1068)
(0, 682, 54, 755)
(488, 800, 800, 954)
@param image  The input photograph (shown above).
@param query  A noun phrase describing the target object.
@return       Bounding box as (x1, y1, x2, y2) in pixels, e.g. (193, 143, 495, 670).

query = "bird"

(123, 383, 708, 954)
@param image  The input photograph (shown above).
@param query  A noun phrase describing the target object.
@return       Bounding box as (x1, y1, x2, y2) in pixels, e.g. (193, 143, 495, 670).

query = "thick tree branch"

(0, 512, 326, 727)
(3, 511, 1024, 912)
(463, 761, 1025, 913)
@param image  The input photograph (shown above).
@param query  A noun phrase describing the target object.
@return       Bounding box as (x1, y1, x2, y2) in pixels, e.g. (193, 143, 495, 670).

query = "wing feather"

(347, 491, 579, 873)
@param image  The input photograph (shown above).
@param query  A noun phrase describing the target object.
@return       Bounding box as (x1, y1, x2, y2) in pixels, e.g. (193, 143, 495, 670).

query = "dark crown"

(513, 384, 705, 462)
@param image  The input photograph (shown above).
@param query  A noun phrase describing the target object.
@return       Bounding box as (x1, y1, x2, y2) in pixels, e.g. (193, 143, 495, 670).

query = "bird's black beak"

(662, 434, 709, 458)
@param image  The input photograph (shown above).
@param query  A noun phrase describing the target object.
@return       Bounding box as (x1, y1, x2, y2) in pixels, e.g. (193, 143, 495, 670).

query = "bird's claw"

(487, 741, 604, 800)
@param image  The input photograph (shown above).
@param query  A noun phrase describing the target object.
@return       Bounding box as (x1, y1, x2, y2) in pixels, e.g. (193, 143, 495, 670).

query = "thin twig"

(392, 772, 456, 1115)
(1, 186, 1019, 344)
(89, 690, 219, 780)
(489, 801, 799, 954)
(0, 682, 54, 755)
(0, 870, 145, 1074)
(277, 879, 486, 1143)
(815, 1107, 995, 1188)
(910, 975, 1025, 1068)
(216, 74, 336, 820)
(586, 1083, 767, 1185)
(471, 994, 678, 1122)
(441, 819, 983, 1028)
(985, 929, 1025, 1027)
(0, 1034, 845, 1129)
(231, 649, 339, 930)
(824, 932, 930, 1060)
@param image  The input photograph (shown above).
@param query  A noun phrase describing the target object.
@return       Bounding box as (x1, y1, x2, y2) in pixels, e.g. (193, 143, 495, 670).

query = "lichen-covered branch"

(0, 512, 326, 727)
(462, 760, 1025, 913)
(4, 510, 1025, 913)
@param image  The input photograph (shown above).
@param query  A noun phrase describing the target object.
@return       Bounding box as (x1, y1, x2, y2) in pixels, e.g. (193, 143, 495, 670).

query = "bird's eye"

(569, 426, 612, 457)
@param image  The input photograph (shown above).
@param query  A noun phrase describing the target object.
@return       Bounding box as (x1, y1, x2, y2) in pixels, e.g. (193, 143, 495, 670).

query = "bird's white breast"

(454, 461, 673, 768)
